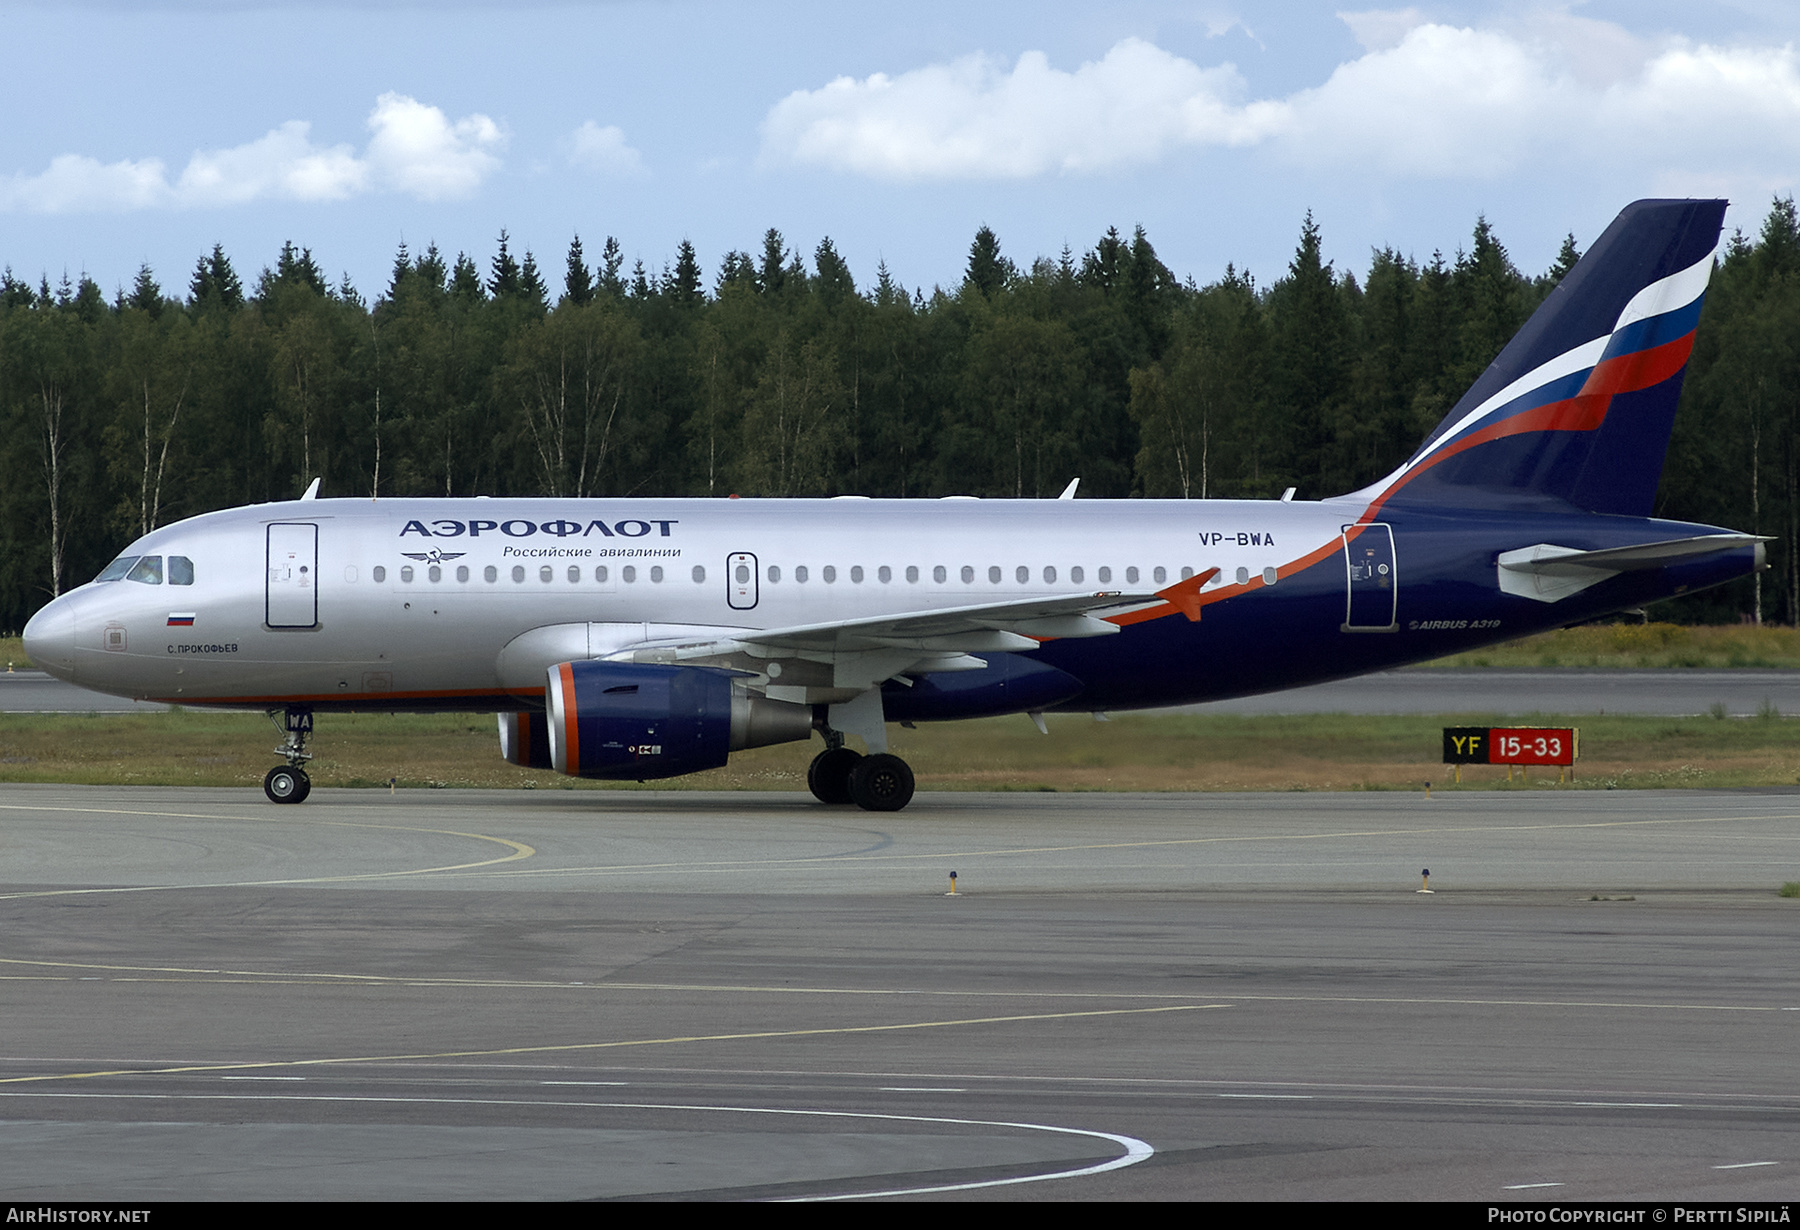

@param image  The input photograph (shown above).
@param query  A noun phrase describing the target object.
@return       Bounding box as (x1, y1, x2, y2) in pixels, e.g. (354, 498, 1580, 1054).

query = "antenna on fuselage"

(1058, 478, 1080, 500)
(300, 478, 321, 501)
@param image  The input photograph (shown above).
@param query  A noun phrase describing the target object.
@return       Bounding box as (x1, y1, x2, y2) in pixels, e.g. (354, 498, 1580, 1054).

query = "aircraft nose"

(22, 597, 76, 681)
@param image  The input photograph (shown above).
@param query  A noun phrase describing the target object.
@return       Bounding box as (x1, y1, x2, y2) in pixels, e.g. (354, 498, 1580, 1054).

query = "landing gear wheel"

(264, 765, 311, 804)
(849, 753, 914, 812)
(807, 747, 862, 805)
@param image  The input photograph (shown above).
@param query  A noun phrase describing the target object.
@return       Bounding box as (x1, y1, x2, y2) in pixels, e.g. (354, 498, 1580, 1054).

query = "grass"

(1423, 622, 1800, 669)
(5, 708, 1800, 793)
(1781, 883, 1800, 899)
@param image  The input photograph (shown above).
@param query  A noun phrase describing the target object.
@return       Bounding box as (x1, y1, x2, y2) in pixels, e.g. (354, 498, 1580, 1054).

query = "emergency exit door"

(727, 552, 759, 610)
(267, 523, 319, 628)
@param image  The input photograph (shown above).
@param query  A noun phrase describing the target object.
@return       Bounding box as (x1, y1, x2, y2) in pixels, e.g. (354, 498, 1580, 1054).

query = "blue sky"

(4, 0, 1798, 301)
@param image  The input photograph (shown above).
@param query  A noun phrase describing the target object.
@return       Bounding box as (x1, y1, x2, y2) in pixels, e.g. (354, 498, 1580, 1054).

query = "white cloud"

(1336, 8, 1428, 53)
(0, 93, 503, 213)
(760, 19, 1800, 190)
(174, 121, 366, 205)
(762, 38, 1280, 180)
(1, 153, 172, 213)
(567, 120, 646, 177)
(364, 92, 504, 200)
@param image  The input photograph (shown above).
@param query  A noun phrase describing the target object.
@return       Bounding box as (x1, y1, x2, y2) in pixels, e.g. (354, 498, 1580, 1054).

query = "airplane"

(22, 199, 1764, 810)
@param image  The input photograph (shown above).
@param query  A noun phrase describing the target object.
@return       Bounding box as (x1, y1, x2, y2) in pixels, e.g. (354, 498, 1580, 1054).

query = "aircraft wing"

(601, 571, 1217, 714)
(731, 590, 1159, 653)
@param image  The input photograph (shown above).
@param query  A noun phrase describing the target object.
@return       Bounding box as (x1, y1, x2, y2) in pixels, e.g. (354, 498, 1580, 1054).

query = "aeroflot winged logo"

(401, 549, 466, 565)
(399, 517, 679, 539)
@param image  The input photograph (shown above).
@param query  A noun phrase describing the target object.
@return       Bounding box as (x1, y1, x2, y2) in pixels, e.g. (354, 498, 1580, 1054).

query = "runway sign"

(1443, 726, 1578, 767)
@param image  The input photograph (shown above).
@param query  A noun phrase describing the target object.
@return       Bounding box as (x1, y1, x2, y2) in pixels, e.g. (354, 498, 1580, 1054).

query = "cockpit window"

(94, 555, 140, 583)
(169, 556, 194, 586)
(124, 556, 163, 585)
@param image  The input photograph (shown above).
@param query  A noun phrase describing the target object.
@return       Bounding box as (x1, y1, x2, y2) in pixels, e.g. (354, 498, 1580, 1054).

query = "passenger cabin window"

(169, 556, 195, 585)
(126, 556, 163, 585)
(373, 565, 387, 583)
(484, 565, 497, 582)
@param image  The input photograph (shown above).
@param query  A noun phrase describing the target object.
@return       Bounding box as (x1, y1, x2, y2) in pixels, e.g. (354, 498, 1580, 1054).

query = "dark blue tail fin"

(1360, 199, 1726, 517)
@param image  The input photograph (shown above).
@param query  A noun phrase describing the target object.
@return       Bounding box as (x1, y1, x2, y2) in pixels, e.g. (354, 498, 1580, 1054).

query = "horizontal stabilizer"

(1498, 534, 1767, 603)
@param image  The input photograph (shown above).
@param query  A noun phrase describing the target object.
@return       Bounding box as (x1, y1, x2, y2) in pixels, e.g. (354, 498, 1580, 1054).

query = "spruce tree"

(670, 239, 703, 307)
(964, 226, 1006, 298)
(488, 230, 521, 298)
(564, 234, 594, 305)
(599, 237, 625, 298)
(126, 265, 164, 317)
(451, 252, 484, 301)
(519, 249, 549, 310)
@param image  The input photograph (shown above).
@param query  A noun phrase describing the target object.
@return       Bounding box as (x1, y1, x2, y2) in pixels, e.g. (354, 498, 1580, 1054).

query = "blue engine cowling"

(543, 660, 812, 780)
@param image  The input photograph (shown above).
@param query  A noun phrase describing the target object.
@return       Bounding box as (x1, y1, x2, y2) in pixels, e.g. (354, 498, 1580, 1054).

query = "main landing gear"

(264, 707, 313, 804)
(807, 723, 915, 812)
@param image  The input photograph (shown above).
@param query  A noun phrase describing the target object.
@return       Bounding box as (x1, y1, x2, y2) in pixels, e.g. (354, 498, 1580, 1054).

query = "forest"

(1, 198, 1796, 633)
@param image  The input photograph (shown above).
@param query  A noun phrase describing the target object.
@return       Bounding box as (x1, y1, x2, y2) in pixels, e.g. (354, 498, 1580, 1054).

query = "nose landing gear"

(264, 708, 314, 804)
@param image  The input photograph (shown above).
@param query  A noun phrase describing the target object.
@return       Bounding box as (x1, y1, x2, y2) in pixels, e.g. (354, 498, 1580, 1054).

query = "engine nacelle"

(543, 660, 813, 780)
(497, 711, 554, 769)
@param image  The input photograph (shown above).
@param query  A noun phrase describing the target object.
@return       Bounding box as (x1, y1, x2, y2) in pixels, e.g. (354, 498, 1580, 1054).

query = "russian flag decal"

(167, 613, 196, 627)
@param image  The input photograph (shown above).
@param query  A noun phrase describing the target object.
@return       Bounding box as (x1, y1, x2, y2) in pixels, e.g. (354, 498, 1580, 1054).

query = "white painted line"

(219, 1076, 304, 1081)
(1713, 1161, 1777, 1169)
(879, 1087, 966, 1093)
(1504, 1183, 1564, 1189)
(1218, 1093, 1313, 1099)
(540, 1081, 629, 1086)
(0, 1088, 1152, 1200)
(1573, 1101, 1681, 1108)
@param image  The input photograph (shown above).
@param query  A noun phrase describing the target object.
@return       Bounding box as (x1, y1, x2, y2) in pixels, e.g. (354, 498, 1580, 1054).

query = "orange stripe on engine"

(557, 662, 579, 776)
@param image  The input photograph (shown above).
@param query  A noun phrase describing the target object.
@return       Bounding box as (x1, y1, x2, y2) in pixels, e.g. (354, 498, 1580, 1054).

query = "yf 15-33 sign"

(1442, 726, 1578, 767)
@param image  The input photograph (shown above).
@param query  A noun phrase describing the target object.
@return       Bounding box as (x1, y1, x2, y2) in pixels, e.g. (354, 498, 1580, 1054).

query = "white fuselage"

(30, 495, 1348, 709)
